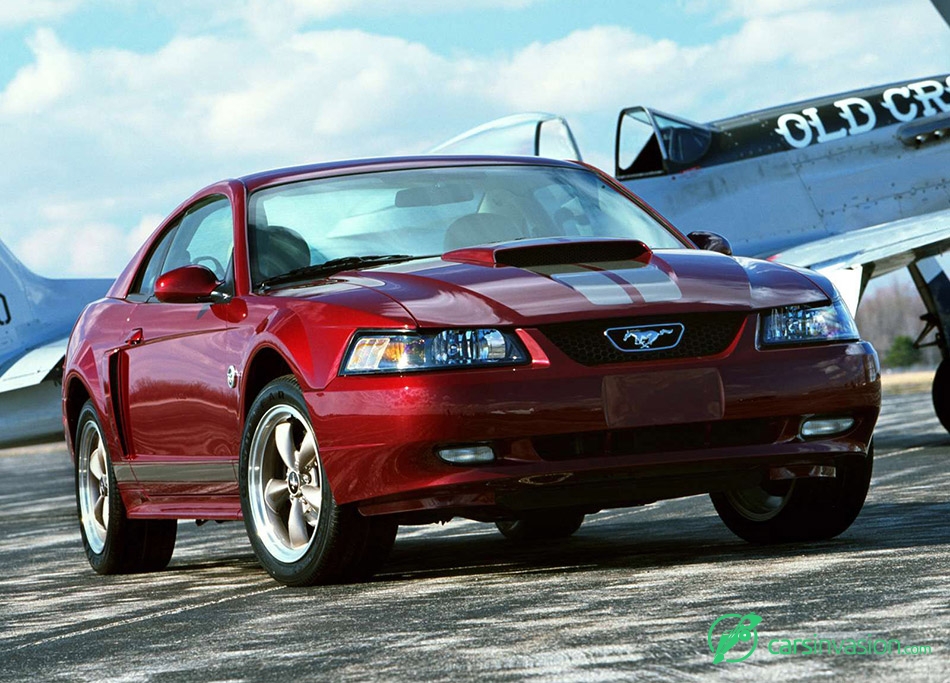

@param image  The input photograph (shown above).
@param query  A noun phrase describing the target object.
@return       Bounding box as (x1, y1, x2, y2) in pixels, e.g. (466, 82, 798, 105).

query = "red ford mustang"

(64, 156, 881, 586)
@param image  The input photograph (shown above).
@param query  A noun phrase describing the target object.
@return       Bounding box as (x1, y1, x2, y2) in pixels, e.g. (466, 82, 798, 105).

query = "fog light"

(437, 445, 496, 464)
(800, 417, 855, 438)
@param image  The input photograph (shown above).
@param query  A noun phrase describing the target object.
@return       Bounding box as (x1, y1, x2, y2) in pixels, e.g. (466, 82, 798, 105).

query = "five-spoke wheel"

(74, 400, 177, 573)
(247, 404, 324, 563)
(77, 415, 110, 555)
(240, 376, 397, 586)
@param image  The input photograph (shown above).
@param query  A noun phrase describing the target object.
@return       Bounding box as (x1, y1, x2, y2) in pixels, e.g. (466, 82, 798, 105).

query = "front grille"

(540, 312, 746, 365)
(532, 418, 785, 461)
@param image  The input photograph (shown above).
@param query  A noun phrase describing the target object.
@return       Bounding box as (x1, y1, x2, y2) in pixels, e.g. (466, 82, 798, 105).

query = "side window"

(127, 196, 234, 302)
(129, 221, 180, 299)
(163, 197, 234, 286)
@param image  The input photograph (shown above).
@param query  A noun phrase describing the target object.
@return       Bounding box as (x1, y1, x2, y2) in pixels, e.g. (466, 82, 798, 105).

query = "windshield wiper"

(258, 254, 417, 291)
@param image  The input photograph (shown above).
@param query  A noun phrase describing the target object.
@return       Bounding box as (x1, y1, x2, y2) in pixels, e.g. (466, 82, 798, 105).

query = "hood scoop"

(443, 238, 653, 267)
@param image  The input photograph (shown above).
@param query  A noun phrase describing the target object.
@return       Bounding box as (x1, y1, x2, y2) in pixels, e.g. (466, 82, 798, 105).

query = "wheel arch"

(242, 346, 299, 422)
(64, 374, 93, 460)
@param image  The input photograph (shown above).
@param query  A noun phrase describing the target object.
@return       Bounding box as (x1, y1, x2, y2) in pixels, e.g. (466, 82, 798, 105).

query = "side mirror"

(688, 231, 733, 256)
(154, 265, 222, 303)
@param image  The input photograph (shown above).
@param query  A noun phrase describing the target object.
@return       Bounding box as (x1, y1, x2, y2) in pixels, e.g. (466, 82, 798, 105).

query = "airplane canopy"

(429, 113, 582, 161)
(616, 107, 714, 179)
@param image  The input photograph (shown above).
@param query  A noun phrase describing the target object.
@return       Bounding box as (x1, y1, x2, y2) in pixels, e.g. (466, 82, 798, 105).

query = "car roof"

(237, 155, 584, 192)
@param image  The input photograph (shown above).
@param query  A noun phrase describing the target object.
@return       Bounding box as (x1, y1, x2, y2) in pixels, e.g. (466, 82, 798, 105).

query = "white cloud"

(487, 27, 685, 114)
(0, 0, 947, 277)
(0, 29, 79, 114)
(8, 213, 162, 278)
(485, 1, 950, 122)
(0, 0, 81, 27)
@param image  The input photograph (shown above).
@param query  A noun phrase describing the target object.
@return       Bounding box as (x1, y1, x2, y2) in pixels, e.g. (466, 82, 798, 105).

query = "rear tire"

(711, 443, 874, 544)
(496, 510, 585, 541)
(75, 400, 177, 574)
(239, 376, 395, 585)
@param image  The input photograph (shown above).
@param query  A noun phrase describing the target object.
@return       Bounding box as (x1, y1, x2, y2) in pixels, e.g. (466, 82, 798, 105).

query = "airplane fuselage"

(618, 75, 950, 265)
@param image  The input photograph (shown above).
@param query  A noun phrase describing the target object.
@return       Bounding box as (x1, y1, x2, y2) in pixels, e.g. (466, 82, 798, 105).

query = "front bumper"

(307, 322, 880, 521)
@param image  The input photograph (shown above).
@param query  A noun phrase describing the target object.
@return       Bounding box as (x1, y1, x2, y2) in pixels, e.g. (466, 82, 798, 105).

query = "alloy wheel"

(247, 404, 323, 563)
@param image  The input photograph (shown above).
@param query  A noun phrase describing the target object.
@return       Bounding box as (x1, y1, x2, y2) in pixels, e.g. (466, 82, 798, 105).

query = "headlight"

(758, 297, 859, 347)
(342, 329, 529, 374)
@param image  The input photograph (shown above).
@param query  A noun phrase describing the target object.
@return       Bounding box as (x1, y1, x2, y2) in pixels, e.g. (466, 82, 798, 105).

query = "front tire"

(239, 376, 395, 586)
(75, 400, 177, 573)
(711, 443, 874, 544)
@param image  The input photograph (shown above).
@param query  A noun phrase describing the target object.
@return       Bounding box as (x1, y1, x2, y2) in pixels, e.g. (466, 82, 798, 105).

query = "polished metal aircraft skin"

(0, 240, 110, 446)
(618, 77, 950, 403)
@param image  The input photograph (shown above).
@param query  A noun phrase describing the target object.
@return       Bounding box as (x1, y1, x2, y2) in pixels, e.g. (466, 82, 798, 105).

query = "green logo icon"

(708, 612, 762, 664)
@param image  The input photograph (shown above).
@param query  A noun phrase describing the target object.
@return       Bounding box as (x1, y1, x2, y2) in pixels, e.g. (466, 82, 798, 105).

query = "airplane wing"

(767, 195, 950, 276)
(766, 208, 950, 313)
(0, 337, 69, 393)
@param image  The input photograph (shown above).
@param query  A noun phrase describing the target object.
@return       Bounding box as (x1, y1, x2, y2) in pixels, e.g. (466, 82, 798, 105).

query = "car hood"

(276, 240, 831, 327)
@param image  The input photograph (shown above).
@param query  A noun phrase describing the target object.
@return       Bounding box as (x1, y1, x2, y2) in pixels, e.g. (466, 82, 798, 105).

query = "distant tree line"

(855, 280, 939, 369)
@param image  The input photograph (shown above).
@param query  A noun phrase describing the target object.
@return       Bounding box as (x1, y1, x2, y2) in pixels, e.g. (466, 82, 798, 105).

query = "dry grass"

(881, 369, 935, 395)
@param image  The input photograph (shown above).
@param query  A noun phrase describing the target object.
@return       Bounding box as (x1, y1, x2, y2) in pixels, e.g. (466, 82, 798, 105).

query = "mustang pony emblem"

(605, 322, 685, 353)
(623, 327, 675, 348)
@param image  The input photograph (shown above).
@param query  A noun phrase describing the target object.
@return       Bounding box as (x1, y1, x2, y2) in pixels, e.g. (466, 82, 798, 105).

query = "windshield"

(247, 165, 686, 287)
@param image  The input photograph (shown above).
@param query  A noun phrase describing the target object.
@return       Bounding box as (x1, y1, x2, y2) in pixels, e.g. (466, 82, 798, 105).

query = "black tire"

(932, 359, 950, 433)
(75, 400, 177, 574)
(711, 443, 874, 544)
(496, 510, 585, 541)
(239, 375, 395, 586)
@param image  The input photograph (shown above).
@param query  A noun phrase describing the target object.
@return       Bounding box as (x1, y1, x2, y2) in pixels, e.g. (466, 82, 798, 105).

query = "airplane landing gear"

(909, 259, 950, 435)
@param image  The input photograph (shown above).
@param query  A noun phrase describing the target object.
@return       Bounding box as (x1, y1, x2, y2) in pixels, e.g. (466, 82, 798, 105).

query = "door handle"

(126, 328, 144, 346)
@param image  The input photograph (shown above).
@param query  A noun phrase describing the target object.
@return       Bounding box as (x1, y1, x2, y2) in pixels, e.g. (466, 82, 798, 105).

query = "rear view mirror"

(154, 265, 222, 303)
(688, 231, 733, 256)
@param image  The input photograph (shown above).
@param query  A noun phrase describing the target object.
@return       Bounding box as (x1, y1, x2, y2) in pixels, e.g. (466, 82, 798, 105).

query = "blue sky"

(0, 0, 948, 277)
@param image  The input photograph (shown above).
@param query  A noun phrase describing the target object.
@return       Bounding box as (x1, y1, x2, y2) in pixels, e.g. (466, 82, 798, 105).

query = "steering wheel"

(193, 256, 224, 278)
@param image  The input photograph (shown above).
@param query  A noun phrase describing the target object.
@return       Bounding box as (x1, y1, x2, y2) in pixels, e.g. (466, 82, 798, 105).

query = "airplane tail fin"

(0, 239, 66, 444)
(0, 238, 42, 366)
(0, 236, 111, 379)
(0, 238, 112, 445)
(0, 235, 35, 271)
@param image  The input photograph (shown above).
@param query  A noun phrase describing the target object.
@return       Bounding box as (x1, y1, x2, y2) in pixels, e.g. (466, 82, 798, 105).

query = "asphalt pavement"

(1, 390, 948, 682)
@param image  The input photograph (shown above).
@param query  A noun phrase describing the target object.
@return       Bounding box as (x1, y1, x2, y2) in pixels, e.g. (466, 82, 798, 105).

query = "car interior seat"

(443, 213, 525, 251)
(249, 225, 312, 284)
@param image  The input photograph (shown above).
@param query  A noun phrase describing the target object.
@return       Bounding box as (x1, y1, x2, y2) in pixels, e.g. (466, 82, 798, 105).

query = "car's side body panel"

(124, 302, 238, 460)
